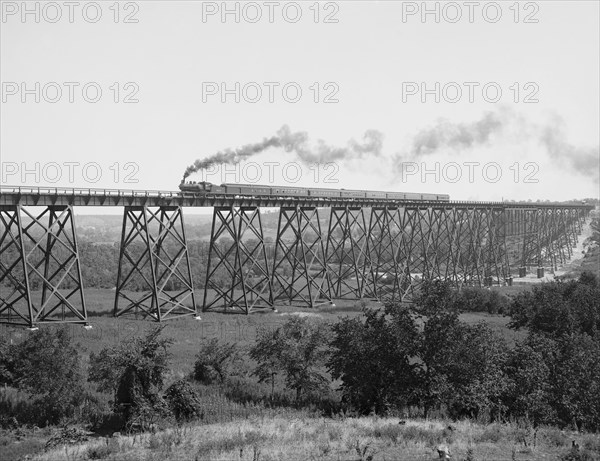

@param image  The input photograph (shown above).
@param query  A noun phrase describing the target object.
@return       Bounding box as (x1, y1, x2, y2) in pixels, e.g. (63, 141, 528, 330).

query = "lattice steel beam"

(114, 206, 197, 321)
(363, 206, 407, 302)
(272, 206, 332, 307)
(0, 205, 87, 326)
(325, 207, 369, 299)
(203, 206, 273, 314)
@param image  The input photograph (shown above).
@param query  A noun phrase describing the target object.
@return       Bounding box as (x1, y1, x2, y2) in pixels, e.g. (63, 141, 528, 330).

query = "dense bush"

(508, 272, 600, 337)
(551, 333, 600, 431)
(327, 280, 509, 419)
(501, 334, 558, 426)
(0, 328, 86, 426)
(442, 322, 508, 420)
(89, 327, 173, 431)
(454, 287, 509, 314)
(164, 379, 204, 422)
(193, 338, 240, 385)
(250, 317, 331, 403)
(327, 276, 600, 429)
(329, 305, 418, 414)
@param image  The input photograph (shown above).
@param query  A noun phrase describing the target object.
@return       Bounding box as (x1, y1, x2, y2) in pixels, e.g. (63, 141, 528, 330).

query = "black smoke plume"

(182, 125, 384, 179)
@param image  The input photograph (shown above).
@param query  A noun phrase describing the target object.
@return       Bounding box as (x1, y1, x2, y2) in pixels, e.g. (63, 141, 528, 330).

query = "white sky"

(1, 0, 599, 212)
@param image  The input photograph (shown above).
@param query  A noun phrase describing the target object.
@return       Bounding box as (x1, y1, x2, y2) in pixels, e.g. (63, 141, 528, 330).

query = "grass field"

(31, 414, 600, 461)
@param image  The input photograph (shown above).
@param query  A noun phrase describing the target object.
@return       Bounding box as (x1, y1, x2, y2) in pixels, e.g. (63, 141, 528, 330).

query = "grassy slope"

(34, 415, 600, 461)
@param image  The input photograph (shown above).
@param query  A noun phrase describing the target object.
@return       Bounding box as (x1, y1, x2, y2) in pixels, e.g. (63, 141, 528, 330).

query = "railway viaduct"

(0, 186, 593, 327)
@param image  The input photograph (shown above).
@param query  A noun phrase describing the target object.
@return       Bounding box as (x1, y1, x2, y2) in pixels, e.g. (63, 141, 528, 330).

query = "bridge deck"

(0, 186, 593, 210)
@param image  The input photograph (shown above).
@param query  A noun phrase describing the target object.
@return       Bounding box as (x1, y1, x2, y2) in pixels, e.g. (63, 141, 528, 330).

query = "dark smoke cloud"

(182, 125, 384, 179)
(393, 108, 599, 182)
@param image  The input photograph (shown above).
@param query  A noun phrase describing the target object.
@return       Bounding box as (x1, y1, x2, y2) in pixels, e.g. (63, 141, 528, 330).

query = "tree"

(89, 327, 173, 430)
(552, 333, 600, 431)
(11, 327, 85, 425)
(193, 338, 240, 384)
(508, 275, 600, 338)
(414, 279, 459, 317)
(0, 337, 15, 387)
(444, 322, 509, 420)
(249, 325, 283, 399)
(250, 317, 330, 403)
(412, 280, 508, 419)
(502, 334, 558, 426)
(410, 280, 463, 418)
(328, 280, 512, 418)
(328, 305, 419, 414)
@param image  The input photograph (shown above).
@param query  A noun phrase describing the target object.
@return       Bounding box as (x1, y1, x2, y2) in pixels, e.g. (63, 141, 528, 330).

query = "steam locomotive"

(179, 181, 450, 202)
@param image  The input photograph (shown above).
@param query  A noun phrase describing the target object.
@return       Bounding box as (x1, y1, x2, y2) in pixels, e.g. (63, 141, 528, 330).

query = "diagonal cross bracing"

(114, 206, 197, 321)
(203, 206, 273, 314)
(272, 206, 332, 308)
(325, 207, 369, 299)
(0, 205, 87, 326)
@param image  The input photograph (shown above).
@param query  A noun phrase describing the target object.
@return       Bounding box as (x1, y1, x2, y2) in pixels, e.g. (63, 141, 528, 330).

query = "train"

(179, 181, 451, 202)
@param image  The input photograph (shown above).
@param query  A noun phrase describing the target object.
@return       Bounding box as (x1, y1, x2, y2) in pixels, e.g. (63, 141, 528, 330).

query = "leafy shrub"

(552, 333, 600, 432)
(328, 305, 418, 414)
(193, 339, 240, 385)
(251, 317, 331, 403)
(455, 287, 509, 314)
(164, 380, 203, 422)
(89, 327, 173, 431)
(502, 334, 558, 427)
(508, 274, 600, 338)
(0, 328, 85, 426)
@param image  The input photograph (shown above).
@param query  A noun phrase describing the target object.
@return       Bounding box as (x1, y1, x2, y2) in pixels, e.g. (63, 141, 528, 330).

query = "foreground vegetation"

(0, 274, 599, 460)
(34, 415, 600, 461)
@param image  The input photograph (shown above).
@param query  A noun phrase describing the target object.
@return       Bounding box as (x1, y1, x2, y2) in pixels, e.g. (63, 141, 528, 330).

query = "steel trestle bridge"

(0, 185, 593, 327)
